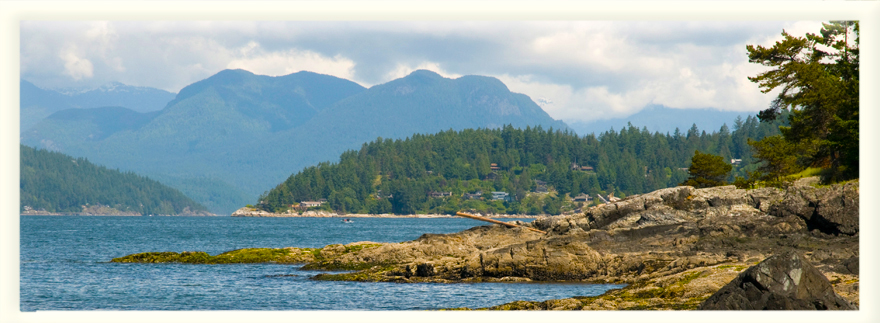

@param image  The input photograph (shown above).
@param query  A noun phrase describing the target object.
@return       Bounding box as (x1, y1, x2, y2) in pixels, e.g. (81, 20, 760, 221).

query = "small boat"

(342, 218, 354, 223)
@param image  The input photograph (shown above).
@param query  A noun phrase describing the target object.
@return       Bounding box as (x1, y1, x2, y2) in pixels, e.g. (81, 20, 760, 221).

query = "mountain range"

(567, 104, 752, 136)
(21, 69, 569, 214)
(20, 80, 176, 131)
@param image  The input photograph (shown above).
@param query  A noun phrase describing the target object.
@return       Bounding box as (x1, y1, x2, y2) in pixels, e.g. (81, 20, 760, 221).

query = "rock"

(749, 187, 784, 212)
(768, 182, 859, 235)
(415, 263, 435, 277)
(813, 182, 859, 235)
(835, 257, 859, 275)
(693, 185, 752, 208)
(698, 251, 857, 310)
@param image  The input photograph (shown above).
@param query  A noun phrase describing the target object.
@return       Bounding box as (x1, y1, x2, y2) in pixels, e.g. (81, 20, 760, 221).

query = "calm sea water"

(20, 216, 623, 311)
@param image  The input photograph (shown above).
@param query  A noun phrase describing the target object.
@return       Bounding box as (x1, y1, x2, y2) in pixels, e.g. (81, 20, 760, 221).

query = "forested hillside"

(20, 145, 210, 215)
(258, 113, 786, 215)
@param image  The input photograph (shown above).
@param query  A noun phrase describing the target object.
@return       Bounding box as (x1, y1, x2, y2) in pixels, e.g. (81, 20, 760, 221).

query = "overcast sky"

(20, 20, 826, 123)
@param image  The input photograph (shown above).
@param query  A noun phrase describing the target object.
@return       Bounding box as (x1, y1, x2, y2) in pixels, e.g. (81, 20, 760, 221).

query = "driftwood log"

(455, 212, 547, 234)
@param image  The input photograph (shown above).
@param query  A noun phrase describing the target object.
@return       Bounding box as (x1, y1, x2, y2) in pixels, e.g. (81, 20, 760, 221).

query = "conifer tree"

(747, 21, 859, 181)
(681, 150, 732, 188)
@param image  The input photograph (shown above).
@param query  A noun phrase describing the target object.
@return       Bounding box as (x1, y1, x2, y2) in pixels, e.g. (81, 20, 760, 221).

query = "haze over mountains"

(20, 80, 175, 131)
(567, 104, 750, 136)
(21, 69, 570, 214)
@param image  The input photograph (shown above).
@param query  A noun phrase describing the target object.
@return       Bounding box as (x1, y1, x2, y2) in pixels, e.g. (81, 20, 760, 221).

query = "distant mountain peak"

(407, 69, 443, 78)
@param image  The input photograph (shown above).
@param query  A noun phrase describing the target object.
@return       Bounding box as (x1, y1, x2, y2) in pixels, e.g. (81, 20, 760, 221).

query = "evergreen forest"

(258, 113, 788, 216)
(20, 145, 209, 215)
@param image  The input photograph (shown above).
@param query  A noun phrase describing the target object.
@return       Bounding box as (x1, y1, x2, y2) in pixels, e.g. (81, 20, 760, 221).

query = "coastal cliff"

(116, 182, 859, 310)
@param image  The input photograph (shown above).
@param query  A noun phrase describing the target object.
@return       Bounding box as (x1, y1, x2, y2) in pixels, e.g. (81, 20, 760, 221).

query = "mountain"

(21, 69, 570, 215)
(20, 145, 211, 215)
(567, 105, 753, 136)
(20, 79, 176, 131)
(304, 70, 570, 139)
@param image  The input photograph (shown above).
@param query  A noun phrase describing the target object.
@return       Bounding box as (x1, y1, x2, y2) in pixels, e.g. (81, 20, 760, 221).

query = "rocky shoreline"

(117, 181, 859, 310)
(230, 207, 541, 218)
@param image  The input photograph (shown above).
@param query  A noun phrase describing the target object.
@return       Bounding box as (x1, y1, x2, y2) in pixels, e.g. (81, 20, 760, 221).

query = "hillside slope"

(20, 145, 211, 216)
(255, 119, 784, 216)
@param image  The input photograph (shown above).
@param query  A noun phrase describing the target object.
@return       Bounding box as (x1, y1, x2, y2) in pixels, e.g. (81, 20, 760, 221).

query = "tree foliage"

(258, 120, 782, 215)
(681, 151, 732, 188)
(747, 21, 859, 181)
(20, 145, 208, 214)
(748, 136, 806, 184)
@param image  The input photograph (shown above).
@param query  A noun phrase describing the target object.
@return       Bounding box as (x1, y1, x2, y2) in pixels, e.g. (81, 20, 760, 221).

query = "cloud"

(226, 42, 357, 81)
(59, 46, 94, 80)
(21, 20, 827, 122)
(382, 62, 461, 85)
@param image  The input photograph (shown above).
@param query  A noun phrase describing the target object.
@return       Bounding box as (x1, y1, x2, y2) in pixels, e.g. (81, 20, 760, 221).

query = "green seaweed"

(111, 248, 311, 264)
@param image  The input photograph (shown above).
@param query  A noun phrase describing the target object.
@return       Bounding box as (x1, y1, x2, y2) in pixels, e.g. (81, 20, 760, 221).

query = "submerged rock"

(698, 251, 857, 310)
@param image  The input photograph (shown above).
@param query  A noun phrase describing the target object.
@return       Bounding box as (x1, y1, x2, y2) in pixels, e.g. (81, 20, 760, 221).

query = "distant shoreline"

(19, 211, 216, 217)
(231, 207, 546, 219)
(20, 212, 541, 218)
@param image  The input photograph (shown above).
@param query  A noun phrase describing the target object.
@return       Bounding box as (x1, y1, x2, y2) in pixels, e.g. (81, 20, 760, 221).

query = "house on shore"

(573, 193, 592, 203)
(428, 191, 453, 198)
(463, 191, 483, 200)
(491, 191, 512, 202)
(300, 200, 325, 208)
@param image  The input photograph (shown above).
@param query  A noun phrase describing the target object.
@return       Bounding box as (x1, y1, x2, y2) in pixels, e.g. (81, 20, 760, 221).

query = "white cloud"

(22, 20, 829, 120)
(226, 42, 357, 81)
(382, 62, 461, 85)
(59, 46, 94, 80)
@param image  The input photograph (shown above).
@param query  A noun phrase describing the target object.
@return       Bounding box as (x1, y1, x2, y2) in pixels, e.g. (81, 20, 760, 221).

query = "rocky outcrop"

(535, 183, 858, 236)
(117, 182, 859, 309)
(698, 251, 856, 310)
(769, 182, 859, 235)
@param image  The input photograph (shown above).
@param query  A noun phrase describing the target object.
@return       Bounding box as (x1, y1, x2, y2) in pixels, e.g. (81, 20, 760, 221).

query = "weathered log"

(455, 212, 547, 234)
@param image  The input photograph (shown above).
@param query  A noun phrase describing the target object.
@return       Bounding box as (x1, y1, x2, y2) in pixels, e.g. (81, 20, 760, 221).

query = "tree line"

(258, 114, 786, 215)
(20, 145, 208, 215)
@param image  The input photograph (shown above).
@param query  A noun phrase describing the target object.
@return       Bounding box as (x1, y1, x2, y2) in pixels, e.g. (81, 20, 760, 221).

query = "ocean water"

(20, 216, 623, 311)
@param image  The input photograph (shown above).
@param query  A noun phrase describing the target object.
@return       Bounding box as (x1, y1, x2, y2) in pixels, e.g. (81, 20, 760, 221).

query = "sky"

(20, 20, 827, 123)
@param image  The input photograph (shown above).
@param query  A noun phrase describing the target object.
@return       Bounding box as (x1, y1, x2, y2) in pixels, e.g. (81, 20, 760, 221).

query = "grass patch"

(787, 167, 823, 180)
(630, 271, 705, 299)
(716, 265, 749, 271)
(344, 243, 383, 253)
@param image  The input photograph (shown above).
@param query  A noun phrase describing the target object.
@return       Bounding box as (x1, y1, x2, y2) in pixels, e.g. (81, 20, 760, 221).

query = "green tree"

(748, 136, 805, 184)
(681, 150, 732, 188)
(747, 21, 859, 181)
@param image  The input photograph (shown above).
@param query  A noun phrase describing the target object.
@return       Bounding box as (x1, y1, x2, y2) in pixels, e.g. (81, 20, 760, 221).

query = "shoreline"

(230, 207, 545, 219)
(112, 183, 860, 310)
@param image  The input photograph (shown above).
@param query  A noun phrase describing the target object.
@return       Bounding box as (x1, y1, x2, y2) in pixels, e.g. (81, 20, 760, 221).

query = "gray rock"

(694, 185, 752, 208)
(698, 251, 857, 310)
(768, 183, 859, 235)
(813, 182, 859, 235)
(749, 187, 784, 212)
(835, 257, 859, 275)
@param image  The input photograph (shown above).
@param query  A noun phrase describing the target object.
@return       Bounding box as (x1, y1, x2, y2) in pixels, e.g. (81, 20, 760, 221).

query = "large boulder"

(768, 182, 859, 235)
(698, 251, 856, 310)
